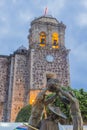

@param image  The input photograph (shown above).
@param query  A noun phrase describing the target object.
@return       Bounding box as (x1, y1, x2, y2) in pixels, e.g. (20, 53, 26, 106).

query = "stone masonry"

(0, 56, 9, 121)
(0, 15, 70, 122)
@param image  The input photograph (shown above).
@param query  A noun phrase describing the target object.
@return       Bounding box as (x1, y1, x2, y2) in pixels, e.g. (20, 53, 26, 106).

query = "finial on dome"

(44, 7, 48, 16)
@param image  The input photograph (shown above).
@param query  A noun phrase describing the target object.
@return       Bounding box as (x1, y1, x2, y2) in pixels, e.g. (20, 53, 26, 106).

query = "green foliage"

(73, 88, 87, 123)
(15, 104, 32, 122)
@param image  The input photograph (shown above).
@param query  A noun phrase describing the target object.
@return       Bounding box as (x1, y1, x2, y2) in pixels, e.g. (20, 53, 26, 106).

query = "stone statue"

(57, 89, 83, 130)
(28, 87, 57, 130)
(47, 78, 83, 130)
(28, 78, 83, 130)
(39, 105, 67, 130)
(46, 79, 70, 104)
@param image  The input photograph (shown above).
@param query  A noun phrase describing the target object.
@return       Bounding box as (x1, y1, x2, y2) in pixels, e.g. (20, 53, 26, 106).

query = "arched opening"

(29, 90, 41, 105)
(46, 73, 56, 83)
(52, 32, 59, 49)
(39, 32, 46, 47)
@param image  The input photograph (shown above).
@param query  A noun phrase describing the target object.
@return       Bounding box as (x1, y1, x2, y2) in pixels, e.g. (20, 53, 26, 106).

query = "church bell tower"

(28, 15, 70, 104)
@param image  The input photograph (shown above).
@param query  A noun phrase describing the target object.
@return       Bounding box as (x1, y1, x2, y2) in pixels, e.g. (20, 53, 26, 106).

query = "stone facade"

(30, 48, 70, 89)
(0, 15, 70, 122)
(8, 52, 29, 121)
(0, 56, 9, 121)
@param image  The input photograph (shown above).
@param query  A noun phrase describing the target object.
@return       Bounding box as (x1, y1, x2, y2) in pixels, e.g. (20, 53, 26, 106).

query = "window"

(40, 32, 46, 47)
(52, 32, 59, 49)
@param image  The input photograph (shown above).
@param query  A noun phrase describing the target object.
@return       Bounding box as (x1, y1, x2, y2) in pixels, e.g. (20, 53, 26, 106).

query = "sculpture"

(47, 78, 83, 130)
(28, 78, 83, 130)
(39, 105, 66, 130)
(57, 89, 83, 130)
(28, 87, 57, 129)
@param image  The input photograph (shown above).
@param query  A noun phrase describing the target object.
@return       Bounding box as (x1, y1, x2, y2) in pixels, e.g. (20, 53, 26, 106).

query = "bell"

(53, 40, 57, 46)
(41, 39, 45, 44)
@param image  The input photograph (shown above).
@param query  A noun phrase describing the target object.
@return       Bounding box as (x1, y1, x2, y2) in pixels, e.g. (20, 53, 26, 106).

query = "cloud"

(80, 0, 87, 8)
(12, 0, 17, 4)
(76, 0, 87, 27)
(0, 16, 10, 36)
(12, 0, 24, 5)
(0, 0, 5, 7)
(0, 16, 7, 22)
(0, 2, 11, 37)
(67, 35, 87, 64)
(45, 0, 66, 16)
(33, 0, 66, 16)
(71, 43, 87, 61)
(0, 27, 9, 35)
(66, 34, 87, 90)
(19, 11, 33, 23)
(76, 13, 87, 27)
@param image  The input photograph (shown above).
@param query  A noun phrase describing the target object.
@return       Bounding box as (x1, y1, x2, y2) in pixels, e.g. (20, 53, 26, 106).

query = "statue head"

(46, 78, 60, 92)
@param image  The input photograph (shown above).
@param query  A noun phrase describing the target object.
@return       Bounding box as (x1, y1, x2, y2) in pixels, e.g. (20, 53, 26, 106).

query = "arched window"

(52, 32, 59, 49)
(39, 32, 46, 47)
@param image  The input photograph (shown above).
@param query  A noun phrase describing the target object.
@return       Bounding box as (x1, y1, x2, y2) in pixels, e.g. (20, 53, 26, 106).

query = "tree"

(73, 88, 87, 124)
(15, 104, 32, 122)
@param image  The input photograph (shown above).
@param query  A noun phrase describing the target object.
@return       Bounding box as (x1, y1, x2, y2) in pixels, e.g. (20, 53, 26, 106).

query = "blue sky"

(0, 0, 87, 91)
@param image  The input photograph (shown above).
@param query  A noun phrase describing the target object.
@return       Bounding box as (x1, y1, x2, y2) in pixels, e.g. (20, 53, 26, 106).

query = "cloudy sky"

(0, 0, 87, 91)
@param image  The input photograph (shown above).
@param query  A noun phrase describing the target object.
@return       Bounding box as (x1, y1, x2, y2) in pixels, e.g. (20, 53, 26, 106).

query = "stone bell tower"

(28, 15, 70, 104)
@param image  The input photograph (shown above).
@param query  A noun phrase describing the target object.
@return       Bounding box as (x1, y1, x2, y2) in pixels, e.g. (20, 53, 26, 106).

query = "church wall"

(10, 53, 29, 121)
(0, 103, 4, 121)
(6, 56, 15, 121)
(30, 49, 70, 90)
(0, 56, 9, 121)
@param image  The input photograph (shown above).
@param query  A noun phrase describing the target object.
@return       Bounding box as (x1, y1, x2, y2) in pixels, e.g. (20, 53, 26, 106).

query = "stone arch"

(43, 71, 57, 87)
(39, 32, 46, 47)
(52, 32, 59, 49)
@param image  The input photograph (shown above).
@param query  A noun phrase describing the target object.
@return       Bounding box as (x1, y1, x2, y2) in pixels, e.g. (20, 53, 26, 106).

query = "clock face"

(46, 55, 54, 62)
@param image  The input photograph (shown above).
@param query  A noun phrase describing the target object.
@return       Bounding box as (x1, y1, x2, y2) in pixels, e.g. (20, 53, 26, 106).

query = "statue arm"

(44, 94, 57, 105)
(58, 92, 70, 104)
(40, 88, 48, 95)
(57, 88, 74, 102)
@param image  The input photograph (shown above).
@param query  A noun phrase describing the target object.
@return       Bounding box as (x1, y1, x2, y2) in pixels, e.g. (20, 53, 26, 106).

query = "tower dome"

(31, 15, 59, 25)
(14, 45, 27, 54)
(28, 15, 66, 48)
